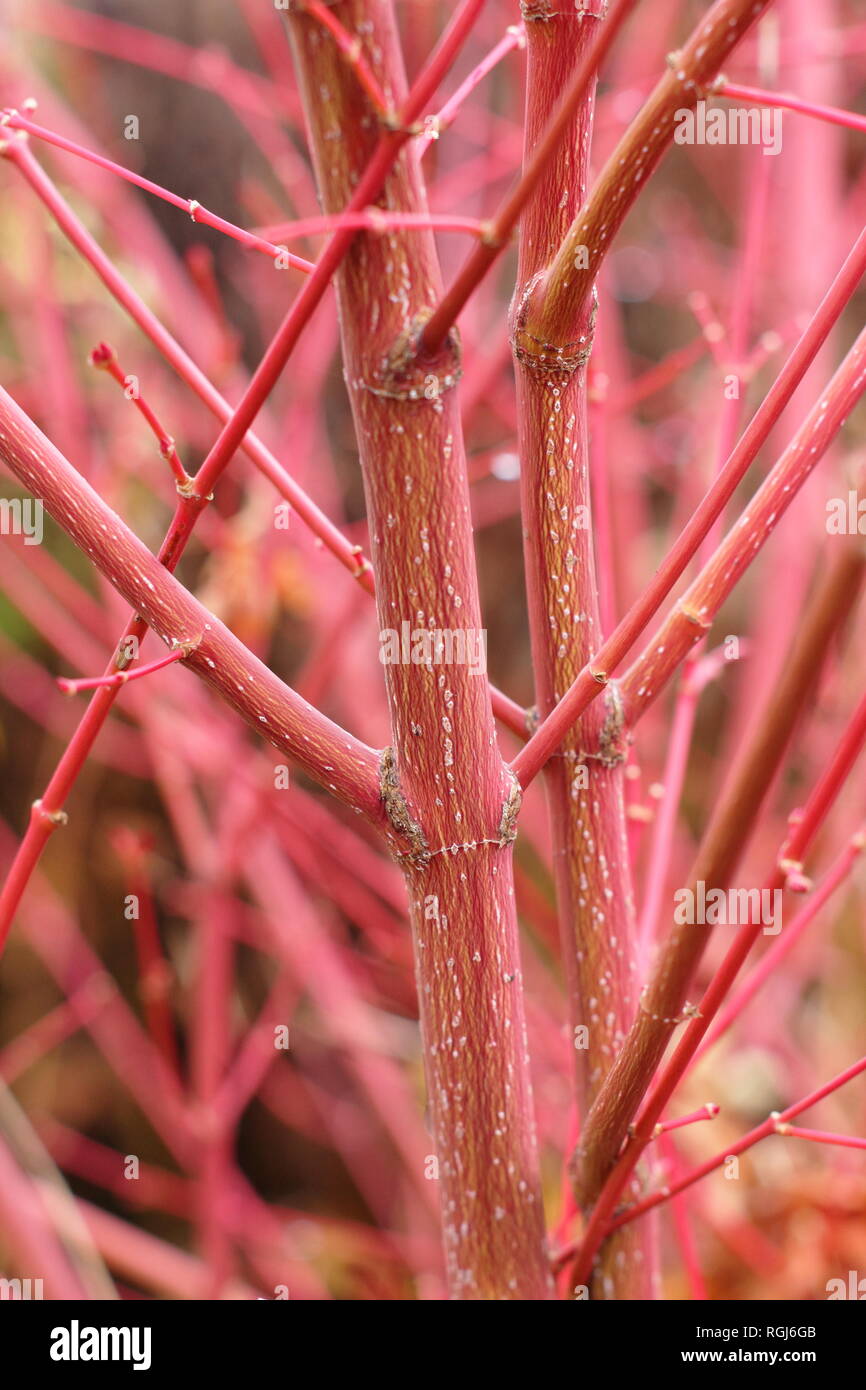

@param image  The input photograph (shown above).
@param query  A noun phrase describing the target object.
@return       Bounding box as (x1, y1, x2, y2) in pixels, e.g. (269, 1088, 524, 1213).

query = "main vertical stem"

(287, 1, 551, 1299)
(512, 1, 657, 1298)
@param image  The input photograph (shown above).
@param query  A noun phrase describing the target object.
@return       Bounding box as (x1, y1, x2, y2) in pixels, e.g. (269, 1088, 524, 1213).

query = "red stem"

(286, 0, 552, 1299)
(90, 342, 190, 485)
(0, 388, 385, 831)
(570, 686, 866, 1280)
(719, 80, 866, 136)
(0, 111, 314, 273)
(420, 0, 639, 355)
(700, 831, 865, 1053)
(58, 643, 192, 694)
(619, 321, 866, 725)
(654, 1104, 720, 1137)
(605, 1056, 866, 1237)
(512, 220, 866, 786)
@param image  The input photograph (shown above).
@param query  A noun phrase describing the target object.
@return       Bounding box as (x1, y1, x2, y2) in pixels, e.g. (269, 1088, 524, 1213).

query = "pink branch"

(512, 221, 866, 786)
(5, 142, 527, 738)
(653, 1103, 720, 1138)
(57, 642, 194, 694)
(700, 831, 866, 1052)
(419, 24, 525, 153)
(0, 386, 385, 830)
(0, 1138, 88, 1298)
(0, 111, 314, 273)
(420, 0, 639, 354)
(255, 210, 486, 242)
(607, 1056, 866, 1234)
(6, 142, 378, 593)
(773, 1124, 866, 1152)
(90, 342, 190, 486)
(719, 80, 866, 136)
(571, 685, 866, 1277)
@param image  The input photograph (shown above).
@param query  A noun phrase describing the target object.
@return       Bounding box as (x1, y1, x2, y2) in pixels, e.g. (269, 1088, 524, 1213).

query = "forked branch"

(0, 387, 385, 828)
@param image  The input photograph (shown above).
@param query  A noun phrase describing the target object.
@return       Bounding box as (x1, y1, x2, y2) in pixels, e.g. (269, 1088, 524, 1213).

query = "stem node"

(31, 800, 68, 829)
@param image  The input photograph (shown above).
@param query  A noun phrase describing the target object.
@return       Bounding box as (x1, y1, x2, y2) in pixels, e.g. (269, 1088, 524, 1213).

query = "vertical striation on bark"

(511, 0, 657, 1298)
(287, 1, 552, 1298)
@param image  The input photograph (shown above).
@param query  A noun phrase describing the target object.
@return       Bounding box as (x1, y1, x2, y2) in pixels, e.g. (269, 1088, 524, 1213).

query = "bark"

(287, 0, 552, 1299)
(512, 0, 655, 1299)
(522, 0, 775, 347)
